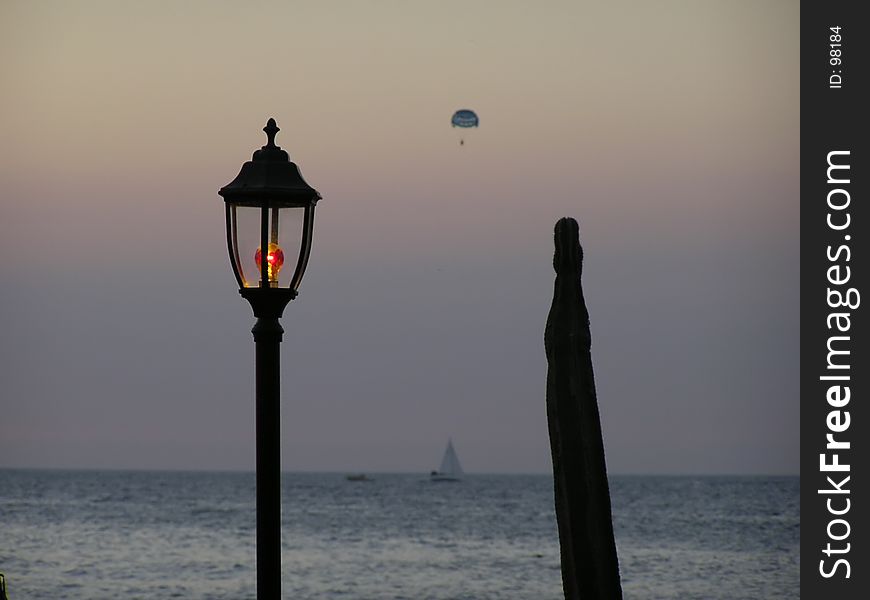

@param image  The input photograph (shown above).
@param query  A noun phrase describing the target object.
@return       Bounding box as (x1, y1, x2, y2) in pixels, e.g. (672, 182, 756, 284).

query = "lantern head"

(219, 119, 321, 293)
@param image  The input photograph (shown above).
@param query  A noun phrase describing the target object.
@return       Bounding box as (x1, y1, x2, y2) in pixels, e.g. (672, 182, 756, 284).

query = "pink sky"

(1, 0, 799, 474)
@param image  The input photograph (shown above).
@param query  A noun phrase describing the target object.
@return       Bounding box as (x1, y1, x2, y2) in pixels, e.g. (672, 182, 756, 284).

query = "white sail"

(433, 439, 463, 480)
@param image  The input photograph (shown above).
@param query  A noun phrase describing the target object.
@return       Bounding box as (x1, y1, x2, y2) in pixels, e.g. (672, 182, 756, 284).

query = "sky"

(0, 0, 799, 475)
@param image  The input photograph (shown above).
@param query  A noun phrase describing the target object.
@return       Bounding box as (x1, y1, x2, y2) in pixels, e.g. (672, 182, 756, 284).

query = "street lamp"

(219, 118, 321, 599)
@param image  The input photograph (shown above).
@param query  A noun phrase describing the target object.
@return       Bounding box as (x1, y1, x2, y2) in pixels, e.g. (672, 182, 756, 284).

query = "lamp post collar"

(240, 287, 297, 319)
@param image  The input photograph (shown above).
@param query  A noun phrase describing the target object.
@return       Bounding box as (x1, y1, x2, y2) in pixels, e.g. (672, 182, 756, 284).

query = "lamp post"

(219, 118, 321, 599)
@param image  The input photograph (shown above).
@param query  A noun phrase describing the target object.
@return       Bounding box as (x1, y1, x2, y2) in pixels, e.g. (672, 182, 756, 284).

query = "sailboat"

(430, 439, 464, 481)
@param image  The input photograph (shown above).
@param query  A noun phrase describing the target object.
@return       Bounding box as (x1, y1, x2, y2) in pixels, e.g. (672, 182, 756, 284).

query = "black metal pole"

(253, 315, 283, 600)
(241, 287, 295, 600)
(221, 117, 320, 600)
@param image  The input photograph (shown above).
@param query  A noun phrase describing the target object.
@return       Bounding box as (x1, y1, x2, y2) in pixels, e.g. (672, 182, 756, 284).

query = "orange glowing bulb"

(254, 242, 285, 284)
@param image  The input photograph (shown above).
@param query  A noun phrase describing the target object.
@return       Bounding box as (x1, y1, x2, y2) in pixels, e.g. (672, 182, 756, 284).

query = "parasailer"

(451, 109, 478, 146)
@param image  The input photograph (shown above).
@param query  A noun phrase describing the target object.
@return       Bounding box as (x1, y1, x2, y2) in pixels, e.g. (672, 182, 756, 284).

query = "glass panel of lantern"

(231, 205, 305, 288)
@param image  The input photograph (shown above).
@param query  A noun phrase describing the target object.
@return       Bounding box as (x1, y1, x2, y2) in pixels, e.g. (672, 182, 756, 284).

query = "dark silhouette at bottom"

(544, 217, 623, 600)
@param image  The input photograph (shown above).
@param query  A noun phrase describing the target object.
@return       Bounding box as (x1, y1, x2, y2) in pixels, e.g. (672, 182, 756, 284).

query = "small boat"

(345, 473, 373, 482)
(430, 439, 464, 481)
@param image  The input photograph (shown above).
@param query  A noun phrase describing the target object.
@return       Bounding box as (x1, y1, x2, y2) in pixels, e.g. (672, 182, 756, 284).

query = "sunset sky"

(0, 0, 799, 474)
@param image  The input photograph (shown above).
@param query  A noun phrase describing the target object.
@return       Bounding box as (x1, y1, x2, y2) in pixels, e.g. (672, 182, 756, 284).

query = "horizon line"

(0, 465, 800, 478)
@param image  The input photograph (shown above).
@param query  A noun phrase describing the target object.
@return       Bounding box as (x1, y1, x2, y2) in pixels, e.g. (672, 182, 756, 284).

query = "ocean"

(0, 470, 798, 599)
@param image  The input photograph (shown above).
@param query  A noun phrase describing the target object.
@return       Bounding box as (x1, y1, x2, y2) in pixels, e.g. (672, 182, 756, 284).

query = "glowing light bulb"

(254, 242, 285, 286)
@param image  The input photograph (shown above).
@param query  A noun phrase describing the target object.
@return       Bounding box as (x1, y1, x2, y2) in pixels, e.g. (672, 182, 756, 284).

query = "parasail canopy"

(451, 109, 479, 128)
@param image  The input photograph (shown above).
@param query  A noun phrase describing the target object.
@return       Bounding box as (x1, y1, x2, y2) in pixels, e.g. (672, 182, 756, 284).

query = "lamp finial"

(250, 118, 288, 162)
(264, 118, 280, 147)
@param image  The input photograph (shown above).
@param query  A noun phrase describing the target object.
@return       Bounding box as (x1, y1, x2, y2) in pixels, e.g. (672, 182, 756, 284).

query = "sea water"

(0, 470, 798, 599)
